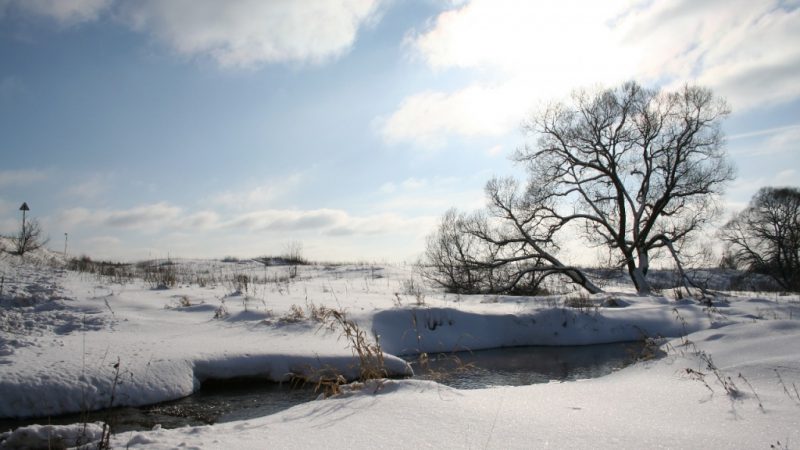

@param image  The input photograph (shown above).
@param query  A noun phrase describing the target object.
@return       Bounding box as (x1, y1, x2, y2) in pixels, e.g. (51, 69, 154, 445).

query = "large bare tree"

(423, 81, 734, 295)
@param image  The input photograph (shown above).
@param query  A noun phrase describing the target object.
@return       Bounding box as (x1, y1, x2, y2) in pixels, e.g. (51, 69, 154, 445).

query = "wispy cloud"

(728, 124, 800, 141)
(57, 202, 434, 239)
(208, 172, 305, 210)
(59, 202, 182, 231)
(729, 124, 800, 157)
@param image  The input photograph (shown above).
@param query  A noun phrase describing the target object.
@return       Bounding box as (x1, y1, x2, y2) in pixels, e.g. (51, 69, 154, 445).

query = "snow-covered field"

(1, 246, 799, 449)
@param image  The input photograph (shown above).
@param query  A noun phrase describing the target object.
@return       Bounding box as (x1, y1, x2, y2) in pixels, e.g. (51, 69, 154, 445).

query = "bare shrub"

(8, 218, 48, 256)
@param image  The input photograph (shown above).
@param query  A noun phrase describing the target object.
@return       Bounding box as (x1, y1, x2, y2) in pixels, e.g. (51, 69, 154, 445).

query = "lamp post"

(64, 233, 68, 257)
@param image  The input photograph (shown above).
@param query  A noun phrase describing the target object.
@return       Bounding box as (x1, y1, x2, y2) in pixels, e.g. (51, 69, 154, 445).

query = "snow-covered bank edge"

(0, 345, 413, 420)
(372, 299, 711, 355)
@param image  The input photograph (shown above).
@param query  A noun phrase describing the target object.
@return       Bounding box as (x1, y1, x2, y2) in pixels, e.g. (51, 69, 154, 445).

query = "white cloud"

(2, 0, 383, 67)
(117, 0, 384, 68)
(56, 202, 432, 240)
(104, 202, 182, 228)
(325, 213, 436, 237)
(0, 169, 48, 187)
(384, 0, 800, 147)
(410, 0, 631, 74)
(380, 84, 530, 147)
(59, 202, 183, 230)
(0, 0, 110, 24)
(222, 208, 433, 237)
(619, 0, 800, 110)
(227, 208, 348, 232)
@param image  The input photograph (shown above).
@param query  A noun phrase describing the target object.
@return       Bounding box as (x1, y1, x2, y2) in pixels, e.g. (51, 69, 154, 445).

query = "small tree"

(10, 218, 48, 256)
(720, 187, 800, 291)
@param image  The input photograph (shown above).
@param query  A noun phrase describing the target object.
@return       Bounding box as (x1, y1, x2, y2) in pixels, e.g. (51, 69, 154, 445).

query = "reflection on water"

(403, 342, 644, 389)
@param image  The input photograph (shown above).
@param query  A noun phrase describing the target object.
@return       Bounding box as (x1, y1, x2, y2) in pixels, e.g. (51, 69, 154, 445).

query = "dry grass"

(323, 309, 387, 383)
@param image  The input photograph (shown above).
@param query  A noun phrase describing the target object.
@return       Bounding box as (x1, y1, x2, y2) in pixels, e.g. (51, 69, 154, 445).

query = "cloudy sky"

(1, 0, 798, 262)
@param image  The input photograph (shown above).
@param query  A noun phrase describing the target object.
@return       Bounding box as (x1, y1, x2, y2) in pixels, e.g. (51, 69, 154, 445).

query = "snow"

(1, 245, 799, 448)
(0, 422, 103, 449)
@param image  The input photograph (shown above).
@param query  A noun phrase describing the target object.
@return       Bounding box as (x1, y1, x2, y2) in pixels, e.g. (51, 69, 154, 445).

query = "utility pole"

(64, 233, 69, 257)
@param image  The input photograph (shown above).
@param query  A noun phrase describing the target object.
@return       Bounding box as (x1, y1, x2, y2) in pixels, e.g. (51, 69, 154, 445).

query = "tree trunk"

(628, 264, 651, 295)
(564, 269, 603, 294)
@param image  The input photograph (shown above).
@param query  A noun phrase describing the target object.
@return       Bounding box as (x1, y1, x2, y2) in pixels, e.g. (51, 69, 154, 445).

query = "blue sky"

(0, 0, 798, 262)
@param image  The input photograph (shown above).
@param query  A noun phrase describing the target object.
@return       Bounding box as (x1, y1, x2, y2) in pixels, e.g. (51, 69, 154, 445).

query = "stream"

(0, 341, 644, 433)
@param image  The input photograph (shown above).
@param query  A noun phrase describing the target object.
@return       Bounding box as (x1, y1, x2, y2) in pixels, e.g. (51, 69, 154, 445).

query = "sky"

(0, 0, 798, 263)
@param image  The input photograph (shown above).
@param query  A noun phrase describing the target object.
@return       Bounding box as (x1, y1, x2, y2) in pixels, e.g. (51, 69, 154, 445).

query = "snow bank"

(0, 337, 411, 419)
(0, 422, 103, 449)
(373, 301, 710, 354)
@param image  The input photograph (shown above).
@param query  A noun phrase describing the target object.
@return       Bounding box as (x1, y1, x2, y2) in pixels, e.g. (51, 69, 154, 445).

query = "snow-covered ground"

(1, 246, 798, 448)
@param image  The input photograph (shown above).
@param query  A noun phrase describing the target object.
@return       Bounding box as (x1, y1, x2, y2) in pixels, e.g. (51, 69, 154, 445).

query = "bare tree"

(420, 208, 554, 295)
(511, 81, 733, 294)
(720, 187, 800, 291)
(9, 218, 49, 256)
(420, 179, 602, 295)
(424, 81, 733, 295)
